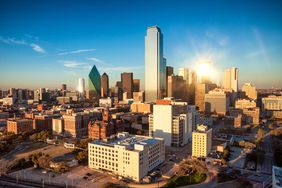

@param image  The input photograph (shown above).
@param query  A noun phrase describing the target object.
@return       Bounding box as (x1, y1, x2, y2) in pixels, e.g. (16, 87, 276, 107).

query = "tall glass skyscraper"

(88, 65, 101, 101)
(145, 26, 166, 102)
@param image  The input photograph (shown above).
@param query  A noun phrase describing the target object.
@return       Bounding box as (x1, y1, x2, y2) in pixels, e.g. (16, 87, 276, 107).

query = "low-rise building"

(7, 118, 33, 134)
(88, 132, 165, 182)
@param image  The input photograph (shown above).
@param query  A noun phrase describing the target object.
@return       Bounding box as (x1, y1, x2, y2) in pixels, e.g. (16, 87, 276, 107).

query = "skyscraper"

(121, 72, 133, 99)
(167, 75, 186, 101)
(145, 26, 166, 102)
(78, 78, 85, 94)
(195, 83, 217, 111)
(133, 79, 140, 92)
(223, 67, 238, 92)
(101, 73, 109, 98)
(88, 65, 101, 101)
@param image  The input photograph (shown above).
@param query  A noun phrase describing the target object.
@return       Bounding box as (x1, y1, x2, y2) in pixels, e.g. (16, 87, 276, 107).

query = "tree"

(76, 151, 88, 163)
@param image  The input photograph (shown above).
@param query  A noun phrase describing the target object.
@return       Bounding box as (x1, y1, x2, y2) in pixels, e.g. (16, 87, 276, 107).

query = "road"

(0, 175, 67, 188)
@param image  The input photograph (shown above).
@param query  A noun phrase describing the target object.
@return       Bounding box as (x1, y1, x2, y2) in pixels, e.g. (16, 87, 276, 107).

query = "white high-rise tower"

(78, 78, 85, 95)
(145, 26, 166, 102)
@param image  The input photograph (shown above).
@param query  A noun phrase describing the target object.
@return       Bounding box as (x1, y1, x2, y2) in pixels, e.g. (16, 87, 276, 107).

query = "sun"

(196, 63, 210, 77)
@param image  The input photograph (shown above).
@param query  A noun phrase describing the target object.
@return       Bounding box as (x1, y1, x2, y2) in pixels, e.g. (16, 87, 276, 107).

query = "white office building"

(88, 132, 165, 182)
(149, 100, 192, 146)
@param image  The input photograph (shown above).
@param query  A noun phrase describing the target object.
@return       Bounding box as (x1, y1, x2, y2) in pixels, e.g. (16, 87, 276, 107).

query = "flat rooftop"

(90, 132, 162, 151)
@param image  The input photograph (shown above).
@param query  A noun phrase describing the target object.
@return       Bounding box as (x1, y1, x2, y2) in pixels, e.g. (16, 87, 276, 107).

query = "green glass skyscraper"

(88, 65, 101, 101)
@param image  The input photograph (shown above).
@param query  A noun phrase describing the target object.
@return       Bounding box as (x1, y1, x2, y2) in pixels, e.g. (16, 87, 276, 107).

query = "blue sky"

(0, 0, 282, 90)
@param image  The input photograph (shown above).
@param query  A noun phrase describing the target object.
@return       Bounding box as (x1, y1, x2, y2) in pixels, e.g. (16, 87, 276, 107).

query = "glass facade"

(89, 65, 101, 101)
(145, 26, 166, 102)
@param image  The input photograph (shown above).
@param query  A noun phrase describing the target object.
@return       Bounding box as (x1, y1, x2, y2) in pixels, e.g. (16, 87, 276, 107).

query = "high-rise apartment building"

(223, 67, 238, 92)
(204, 88, 230, 115)
(88, 132, 165, 182)
(121, 72, 133, 99)
(145, 26, 166, 102)
(242, 83, 257, 100)
(101, 73, 109, 98)
(149, 99, 192, 146)
(88, 65, 101, 101)
(195, 83, 217, 111)
(192, 124, 212, 158)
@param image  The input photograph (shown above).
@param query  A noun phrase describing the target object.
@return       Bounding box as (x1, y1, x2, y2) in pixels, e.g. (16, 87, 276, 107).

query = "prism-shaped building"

(88, 65, 101, 101)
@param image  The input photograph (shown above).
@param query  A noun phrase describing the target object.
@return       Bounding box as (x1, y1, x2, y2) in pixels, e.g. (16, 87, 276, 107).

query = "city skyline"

(1, 0, 282, 90)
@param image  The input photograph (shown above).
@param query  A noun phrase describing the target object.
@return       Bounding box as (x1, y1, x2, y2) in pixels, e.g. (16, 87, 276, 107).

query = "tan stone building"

(63, 112, 90, 138)
(242, 83, 257, 100)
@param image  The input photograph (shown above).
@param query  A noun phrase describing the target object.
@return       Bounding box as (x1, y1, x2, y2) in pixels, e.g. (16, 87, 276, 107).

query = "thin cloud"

(87, 57, 113, 66)
(58, 60, 87, 68)
(87, 57, 102, 63)
(0, 36, 26, 45)
(0, 36, 46, 54)
(30, 43, 46, 53)
(58, 49, 96, 55)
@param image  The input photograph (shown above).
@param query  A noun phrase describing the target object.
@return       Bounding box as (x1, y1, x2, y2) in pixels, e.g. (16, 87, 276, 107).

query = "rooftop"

(90, 132, 162, 151)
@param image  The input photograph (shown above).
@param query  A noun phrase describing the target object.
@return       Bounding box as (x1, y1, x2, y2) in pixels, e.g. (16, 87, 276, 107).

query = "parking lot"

(9, 166, 123, 188)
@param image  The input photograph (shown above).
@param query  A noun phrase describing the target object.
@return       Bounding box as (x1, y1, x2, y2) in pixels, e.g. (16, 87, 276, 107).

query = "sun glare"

(196, 63, 210, 77)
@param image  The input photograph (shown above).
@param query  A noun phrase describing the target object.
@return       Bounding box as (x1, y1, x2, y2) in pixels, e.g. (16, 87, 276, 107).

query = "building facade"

(149, 99, 192, 146)
(101, 73, 109, 98)
(88, 132, 165, 182)
(63, 112, 90, 138)
(7, 119, 33, 134)
(223, 67, 238, 92)
(88, 65, 101, 101)
(204, 89, 230, 115)
(121, 72, 133, 99)
(145, 26, 166, 102)
(195, 83, 217, 111)
(192, 124, 212, 158)
(242, 83, 257, 100)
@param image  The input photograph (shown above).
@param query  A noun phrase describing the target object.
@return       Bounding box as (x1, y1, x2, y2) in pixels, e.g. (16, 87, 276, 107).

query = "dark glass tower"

(89, 65, 101, 101)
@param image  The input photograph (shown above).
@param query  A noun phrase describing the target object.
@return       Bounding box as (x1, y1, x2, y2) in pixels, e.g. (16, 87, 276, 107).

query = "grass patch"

(162, 172, 207, 187)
